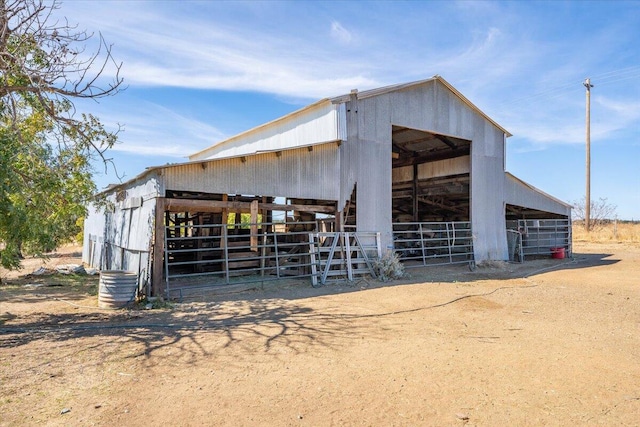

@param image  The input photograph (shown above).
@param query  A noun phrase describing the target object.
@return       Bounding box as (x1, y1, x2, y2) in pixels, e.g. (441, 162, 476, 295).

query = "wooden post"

(250, 199, 259, 252)
(152, 197, 165, 297)
(220, 194, 228, 250)
(584, 78, 594, 232)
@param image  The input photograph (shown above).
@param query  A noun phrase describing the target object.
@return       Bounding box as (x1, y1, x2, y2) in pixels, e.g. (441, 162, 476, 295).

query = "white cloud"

(57, 1, 640, 152)
(597, 96, 640, 121)
(330, 21, 353, 44)
(93, 101, 226, 158)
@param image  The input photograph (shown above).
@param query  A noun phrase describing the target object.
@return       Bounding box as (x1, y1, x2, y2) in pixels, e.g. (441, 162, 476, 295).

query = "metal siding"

(336, 103, 348, 141)
(505, 174, 572, 217)
(339, 98, 358, 211)
(368, 80, 510, 261)
(355, 96, 393, 249)
(82, 203, 106, 266)
(91, 177, 159, 275)
(470, 122, 508, 262)
(388, 81, 482, 141)
(165, 143, 340, 200)
(191, 102, 341, 161)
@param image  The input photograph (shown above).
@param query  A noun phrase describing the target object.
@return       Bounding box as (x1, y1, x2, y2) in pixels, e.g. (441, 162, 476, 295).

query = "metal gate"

(163, 221, 317, 299)
(506, 219, 571, 260)
(392, 221, 474, 268)
(309, 232, 382, 286)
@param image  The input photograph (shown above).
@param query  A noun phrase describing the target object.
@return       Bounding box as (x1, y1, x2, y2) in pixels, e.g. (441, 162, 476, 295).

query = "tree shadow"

(0, 249, 622, 374)
(0, 297, 390, 365)
(196, 251, 623, 305)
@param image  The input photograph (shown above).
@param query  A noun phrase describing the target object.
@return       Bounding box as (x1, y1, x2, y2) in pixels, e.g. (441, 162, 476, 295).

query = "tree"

(572, 196, 617, 231)
(0, 0, 123, 271)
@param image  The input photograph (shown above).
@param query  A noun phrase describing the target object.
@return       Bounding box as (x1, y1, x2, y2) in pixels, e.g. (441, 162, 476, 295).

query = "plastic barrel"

(98, 270, 138, 309)
(550, 247, 565, 259)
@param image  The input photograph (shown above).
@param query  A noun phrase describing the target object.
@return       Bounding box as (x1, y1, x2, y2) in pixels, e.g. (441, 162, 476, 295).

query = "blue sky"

(59, 1, 639, 220)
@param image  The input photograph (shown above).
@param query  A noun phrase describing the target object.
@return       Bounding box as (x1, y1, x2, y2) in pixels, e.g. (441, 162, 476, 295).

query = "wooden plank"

(163, 198, 335, 214)
(392, 146, 470, 168)
(227, 260, 261, 269)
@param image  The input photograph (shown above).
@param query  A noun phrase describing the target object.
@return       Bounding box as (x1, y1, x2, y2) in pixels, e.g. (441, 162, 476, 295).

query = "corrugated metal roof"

(505, 172, 573, 208)
(189, 99, 345, 161)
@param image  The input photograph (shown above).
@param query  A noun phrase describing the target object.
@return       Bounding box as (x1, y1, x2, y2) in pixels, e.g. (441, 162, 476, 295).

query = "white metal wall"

(347, 79, 509, 260)
(165, 142, 341, 201)
(189, 100, 346, 161)
(504, 173, 572, 217)
(82, 203, 105, 267)
(84, 177, 160, 292)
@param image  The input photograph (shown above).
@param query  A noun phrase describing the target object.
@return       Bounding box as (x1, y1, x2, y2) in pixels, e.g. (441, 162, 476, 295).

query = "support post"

(220, 194, 228, 250)
(250, 199, 259, 252)
(584, 78, 594, 232)
(152, 197, 165, 297)
(412, 163, 419, 221)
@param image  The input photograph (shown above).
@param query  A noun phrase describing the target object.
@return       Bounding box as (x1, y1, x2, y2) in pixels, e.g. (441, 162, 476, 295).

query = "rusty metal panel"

(190, 100, 343, 161)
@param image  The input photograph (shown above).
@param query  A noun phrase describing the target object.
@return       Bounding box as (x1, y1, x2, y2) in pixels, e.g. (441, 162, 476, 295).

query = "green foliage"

(0, 1, 123, 269)
(227, 212, 263, 228)
(137, 296, 174, 310)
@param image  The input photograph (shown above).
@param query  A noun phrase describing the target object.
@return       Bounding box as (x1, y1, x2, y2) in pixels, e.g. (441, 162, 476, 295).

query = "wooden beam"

(392, 146, 470, 168)
(417, 196, 466, 215)
(163, 198, 335, 214)
(220, 194, 228, 250)
(434, 134, 457, 150)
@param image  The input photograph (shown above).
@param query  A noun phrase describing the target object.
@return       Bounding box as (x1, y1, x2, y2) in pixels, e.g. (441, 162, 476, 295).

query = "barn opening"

(505, 204, 571, 262)
(390, 125, 474, 266)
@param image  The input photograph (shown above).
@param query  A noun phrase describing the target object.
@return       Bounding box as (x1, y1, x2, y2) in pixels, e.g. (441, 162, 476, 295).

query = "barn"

(83, 76, 572, 298)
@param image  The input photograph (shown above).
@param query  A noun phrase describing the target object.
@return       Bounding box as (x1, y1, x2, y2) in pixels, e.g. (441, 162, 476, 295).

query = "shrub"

(373, 251, 405, 282)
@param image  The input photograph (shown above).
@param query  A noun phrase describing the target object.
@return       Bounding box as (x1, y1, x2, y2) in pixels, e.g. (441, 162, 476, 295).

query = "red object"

(551, 247, 565, 259)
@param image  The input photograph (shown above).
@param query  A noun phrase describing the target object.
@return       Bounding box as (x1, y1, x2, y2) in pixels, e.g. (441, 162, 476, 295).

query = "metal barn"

(83, 76, 571, 298)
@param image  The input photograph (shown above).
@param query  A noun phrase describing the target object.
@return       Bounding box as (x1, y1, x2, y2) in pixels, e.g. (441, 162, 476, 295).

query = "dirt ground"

(1, 242, 639, 426)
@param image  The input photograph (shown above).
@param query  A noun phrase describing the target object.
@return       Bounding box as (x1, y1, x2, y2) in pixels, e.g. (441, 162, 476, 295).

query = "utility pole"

(584, 78, 594, 232)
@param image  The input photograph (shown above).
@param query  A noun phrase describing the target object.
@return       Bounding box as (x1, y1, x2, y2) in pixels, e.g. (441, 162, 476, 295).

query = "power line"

(499, 65, 640, 108)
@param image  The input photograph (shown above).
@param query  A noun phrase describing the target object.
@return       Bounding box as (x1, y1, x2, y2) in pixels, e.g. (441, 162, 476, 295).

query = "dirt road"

(1, 242, 639, 426)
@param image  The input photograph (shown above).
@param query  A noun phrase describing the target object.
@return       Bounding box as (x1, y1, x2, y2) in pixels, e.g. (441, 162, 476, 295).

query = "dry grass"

(573, 221, 640, 243)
